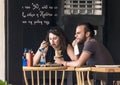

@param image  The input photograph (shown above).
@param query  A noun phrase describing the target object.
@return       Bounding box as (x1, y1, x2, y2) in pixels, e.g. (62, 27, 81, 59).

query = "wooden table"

(23, 66, 67, 85)
(23, 66, 92, 85)
(91, 67, 120, 73)
(91, 66, 120, 85)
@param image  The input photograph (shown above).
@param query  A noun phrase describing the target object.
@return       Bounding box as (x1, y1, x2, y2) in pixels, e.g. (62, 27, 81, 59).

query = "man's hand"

(72, 39, 79, 47)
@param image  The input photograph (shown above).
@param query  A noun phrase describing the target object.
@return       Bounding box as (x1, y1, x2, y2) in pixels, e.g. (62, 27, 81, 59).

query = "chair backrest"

(23, 66, 66, 85)
(75, 67, 92, 85)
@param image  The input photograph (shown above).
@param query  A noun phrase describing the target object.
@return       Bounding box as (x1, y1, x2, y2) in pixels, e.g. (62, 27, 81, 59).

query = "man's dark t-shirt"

(83, 38, 114, 66)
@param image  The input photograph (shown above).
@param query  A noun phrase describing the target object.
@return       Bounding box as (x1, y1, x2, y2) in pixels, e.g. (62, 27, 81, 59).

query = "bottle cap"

(24, 48, 28, 52)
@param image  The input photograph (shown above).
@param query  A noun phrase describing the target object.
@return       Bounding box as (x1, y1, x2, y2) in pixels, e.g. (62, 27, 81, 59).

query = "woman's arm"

(33, 41, 48, 66)
(33, 49, 42, 66)
(67, 44, 78, 60)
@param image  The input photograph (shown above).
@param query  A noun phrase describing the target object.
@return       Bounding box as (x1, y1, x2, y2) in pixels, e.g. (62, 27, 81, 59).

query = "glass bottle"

(40, 48, 46, 65)
(22, 48, 28, 66)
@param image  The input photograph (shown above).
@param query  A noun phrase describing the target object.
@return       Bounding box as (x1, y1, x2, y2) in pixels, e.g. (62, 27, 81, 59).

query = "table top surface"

(23, 65, 120, 72)
(91, 67, 120, 72)
(23, 66, 67, 71)
(75, 67, 91, 71)
(23, 66, 92, 71)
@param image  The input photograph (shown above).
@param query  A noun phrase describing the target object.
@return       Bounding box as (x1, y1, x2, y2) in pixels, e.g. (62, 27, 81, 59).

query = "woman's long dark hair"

(45, 26, 67, 50)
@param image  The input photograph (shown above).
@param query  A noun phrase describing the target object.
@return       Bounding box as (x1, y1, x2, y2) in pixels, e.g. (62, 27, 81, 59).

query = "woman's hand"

(40, 40, 48, 48)
(54, 57, 64, 65)
(39, 40, 49, 53)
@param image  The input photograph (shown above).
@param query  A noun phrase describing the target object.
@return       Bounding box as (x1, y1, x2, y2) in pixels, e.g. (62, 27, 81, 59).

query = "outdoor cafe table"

(91, 67, 120, 73)
(91, 65, 120, 85)
(23, 66, 92, 85)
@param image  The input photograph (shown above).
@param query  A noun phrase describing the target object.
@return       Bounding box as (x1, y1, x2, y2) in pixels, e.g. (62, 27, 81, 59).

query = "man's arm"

(55, 51, 91, 67)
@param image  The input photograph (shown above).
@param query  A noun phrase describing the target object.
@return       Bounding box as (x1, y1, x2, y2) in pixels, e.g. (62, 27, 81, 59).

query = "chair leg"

(55, 71, 57, 85)
(81, 72, 84, 85)
(61, 70, 65, 85)
(31, 71, 34, 85)
(49, 71, 51, 85)
(23, 71, 28, 85)
(87, 71, 92, 85)
(37, 71, 40, 85)
(43, 71, 45, 85)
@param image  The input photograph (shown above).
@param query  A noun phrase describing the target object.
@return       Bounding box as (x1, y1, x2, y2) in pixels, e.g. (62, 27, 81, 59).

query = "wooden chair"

(75, 67, 92, 85)
(23, 66, 66, 85)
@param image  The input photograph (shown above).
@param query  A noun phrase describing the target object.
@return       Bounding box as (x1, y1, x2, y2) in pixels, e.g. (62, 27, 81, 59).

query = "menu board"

(21, 0, 58, 28)
(20, 0, 60, 50)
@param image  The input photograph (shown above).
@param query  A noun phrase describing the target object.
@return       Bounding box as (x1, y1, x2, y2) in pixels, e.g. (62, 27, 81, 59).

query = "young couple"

(33, 22, 113, 67)
(33, 22, 114, 85)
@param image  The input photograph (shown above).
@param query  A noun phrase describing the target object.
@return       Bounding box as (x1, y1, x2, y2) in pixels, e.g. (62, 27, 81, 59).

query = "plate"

(35, 63, 62, 67)
(95, 65, 120, 68)
(46, 64, 62, 67)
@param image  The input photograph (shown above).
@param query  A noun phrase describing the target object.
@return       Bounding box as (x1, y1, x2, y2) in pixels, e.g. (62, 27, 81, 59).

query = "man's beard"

(78, 36, 86, 45)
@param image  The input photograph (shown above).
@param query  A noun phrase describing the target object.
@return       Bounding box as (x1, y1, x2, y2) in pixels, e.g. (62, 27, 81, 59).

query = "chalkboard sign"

(21, 0, 59, 51)
(21, 0, 58, 28)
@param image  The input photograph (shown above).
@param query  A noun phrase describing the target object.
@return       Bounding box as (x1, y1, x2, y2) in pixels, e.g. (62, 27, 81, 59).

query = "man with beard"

(55, 22, 114, 85)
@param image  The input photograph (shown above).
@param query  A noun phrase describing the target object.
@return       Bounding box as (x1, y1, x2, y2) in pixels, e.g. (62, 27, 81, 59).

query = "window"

(64, 0, 102, 15)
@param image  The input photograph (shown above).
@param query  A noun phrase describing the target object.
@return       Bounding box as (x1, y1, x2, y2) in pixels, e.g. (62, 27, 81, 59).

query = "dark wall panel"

(105, 0, 120, 64)
(6, 0, 58, 84)
(6, 0, 23, 84)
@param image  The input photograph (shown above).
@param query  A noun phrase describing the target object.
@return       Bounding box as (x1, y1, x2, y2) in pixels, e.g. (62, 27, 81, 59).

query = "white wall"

(0, 0, 5, 80)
